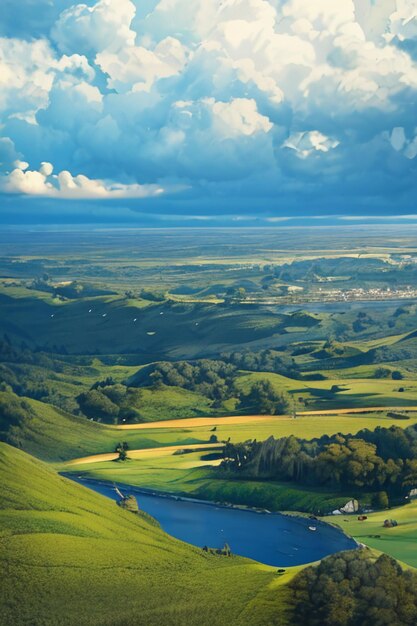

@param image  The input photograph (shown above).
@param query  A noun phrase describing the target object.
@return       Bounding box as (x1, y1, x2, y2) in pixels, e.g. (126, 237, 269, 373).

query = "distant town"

(243, 286, 417, 306)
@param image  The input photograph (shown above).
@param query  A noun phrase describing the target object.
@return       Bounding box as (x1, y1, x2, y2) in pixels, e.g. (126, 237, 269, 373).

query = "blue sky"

(1, 0, 417, 225)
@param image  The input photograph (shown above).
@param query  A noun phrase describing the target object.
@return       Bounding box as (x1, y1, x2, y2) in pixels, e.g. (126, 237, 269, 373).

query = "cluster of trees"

(352, 311, 375, 333)
(139, 288, 166, 302)
(223, 349, 297, 377)
(289, 551, 417, 626)
(80, 359, 291, 421)
(0, 337, 59, 369)
(77, 385, 143, 423)
(142, 360, 238, 405)
(134, 359, 290, 413)
(115, 441, 129, 461)
(0, 337, 78, 412)
(374, 367, 403, 380)
(225, 286, 247, 301)
(238, 380, 289, 415)
(222, 424, 417, 498)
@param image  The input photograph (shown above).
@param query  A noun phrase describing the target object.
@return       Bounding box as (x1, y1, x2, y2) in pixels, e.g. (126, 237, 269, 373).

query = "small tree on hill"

(374, 367, 390, 379)
(115, 441, 129, 461)
(391, 370, 403, 380)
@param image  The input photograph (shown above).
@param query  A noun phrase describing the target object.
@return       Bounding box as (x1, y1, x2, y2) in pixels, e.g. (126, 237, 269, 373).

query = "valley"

(3, 227, 417, 624)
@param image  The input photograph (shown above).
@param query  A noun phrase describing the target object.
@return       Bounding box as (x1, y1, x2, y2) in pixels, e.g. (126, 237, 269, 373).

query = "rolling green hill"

(0, 289, 320, 358)
(0, 393, 212, 462)
(0, 442, 294, 626)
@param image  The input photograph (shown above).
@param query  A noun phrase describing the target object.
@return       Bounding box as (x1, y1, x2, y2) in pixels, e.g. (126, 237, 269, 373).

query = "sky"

(1, 0, 417, 226)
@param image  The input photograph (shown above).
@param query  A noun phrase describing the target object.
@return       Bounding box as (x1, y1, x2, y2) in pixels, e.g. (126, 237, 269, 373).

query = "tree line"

(222, 424, 417, 500)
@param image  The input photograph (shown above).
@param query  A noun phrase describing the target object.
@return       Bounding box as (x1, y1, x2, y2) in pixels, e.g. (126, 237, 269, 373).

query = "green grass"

(345, 331, 411, 351)
(173, 411, 417, 449)
(11, 395, 417, 463)
(65, 454, 352, 515)
(7, 398, 209, 462)
(127, 385, 216, 421)
(325, 499, 417, 569)
(0, 442, 300, 626)
(235, 370, 417, 410)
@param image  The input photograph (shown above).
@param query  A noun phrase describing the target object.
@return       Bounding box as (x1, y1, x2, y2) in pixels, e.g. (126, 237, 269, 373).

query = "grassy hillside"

(126, 385, 217, 420)
(1, 396, 213, 462)
(0, 442, 299, 626)
(236, 370, 417, 410)
(7, 389, 417, 464)
(0, 290, 315, 357)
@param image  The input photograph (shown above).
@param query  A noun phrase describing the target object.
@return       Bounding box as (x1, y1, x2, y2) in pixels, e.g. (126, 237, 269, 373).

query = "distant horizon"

(3, 216, 417, 229)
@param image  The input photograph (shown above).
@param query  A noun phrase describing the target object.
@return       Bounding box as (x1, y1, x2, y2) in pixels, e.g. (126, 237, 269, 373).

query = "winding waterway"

(69, 477, 357, 567)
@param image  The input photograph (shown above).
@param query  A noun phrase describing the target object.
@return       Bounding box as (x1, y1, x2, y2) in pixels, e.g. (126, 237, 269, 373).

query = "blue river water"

(68, 477, 357, 567)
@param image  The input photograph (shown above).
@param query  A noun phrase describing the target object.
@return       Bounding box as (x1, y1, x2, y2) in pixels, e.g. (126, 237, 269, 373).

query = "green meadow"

(324, 500, 417, 569)
(1, 442, 300, 626)
(11, 394, 417, 463)
(62, 453, 354, 515)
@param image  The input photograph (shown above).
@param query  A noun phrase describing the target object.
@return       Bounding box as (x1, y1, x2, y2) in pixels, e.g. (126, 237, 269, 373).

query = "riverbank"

(65, 475, 358, 568)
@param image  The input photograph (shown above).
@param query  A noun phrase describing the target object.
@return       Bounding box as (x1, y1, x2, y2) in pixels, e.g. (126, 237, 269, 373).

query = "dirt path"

(114, 406, 417, 431)
(67, 442, 224, 466)
(116, 414, 278, 430)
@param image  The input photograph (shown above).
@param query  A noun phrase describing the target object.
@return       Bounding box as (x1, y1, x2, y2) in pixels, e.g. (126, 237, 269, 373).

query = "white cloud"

(209, 98, 273, 137)
(52, 0, 137, 56)
(388, 1, 417, 42)
(0, 38, 55, 122)
(143, 97, 275, 180)
(0, 162, 167, 199)
(13, 160, 29, 171)
(1, 0, 417, 211)
(96, 37, 188, 91)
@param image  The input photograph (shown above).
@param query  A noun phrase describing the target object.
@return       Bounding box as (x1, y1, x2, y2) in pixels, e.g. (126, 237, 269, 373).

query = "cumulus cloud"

(96, 36, 188, 91)
(0, 162, 167, 199)
(1, 0, 417, 213)
(52, 0, 137, 56)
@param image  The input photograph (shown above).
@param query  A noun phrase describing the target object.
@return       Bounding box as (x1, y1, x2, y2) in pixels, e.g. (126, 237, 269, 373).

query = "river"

(68, 477, 357, 567)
